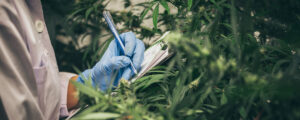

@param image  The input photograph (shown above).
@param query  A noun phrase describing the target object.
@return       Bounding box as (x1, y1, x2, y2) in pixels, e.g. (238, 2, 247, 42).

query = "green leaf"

(143, 75, 165, 89)
(230, 0, 239, 46)
(153, 4, 159, 29)
(141, 8, 150, 20)
(210, 0, 216, 5)
(67, 8, 85, 20)
(171, 86, 189, 109)
(239, 107, 247, 118)
(203, 104, 217, 109)
(140, 2, 155, 20)
(134, 75, 152, 85)
(146, 94, 166, 102)
(75, 112, 120, 120)
(71, 81, 103, 98)
(220, 93, 228, 105)
(202, 107, 213, 114)
(188, 0, 193, 10)
(185, 109, 204, 115)
(77, 103, 105, 116)
(160, 0, 169, 14)
(134, 74, 165, 91)
(85, 7, 94, 20)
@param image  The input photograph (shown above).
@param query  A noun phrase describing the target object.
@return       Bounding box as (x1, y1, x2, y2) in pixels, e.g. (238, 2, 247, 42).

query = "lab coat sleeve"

(0, 0, 44, 119)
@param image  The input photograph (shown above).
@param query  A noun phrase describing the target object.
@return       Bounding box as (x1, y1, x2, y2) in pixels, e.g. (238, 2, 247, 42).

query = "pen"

(103, 11, 138, 74)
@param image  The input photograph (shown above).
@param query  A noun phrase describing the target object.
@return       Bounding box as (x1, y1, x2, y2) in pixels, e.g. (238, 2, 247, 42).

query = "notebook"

(130, 31, 171, 82)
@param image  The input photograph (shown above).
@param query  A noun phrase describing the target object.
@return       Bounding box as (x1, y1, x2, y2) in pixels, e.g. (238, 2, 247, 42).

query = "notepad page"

(130, 32, 171, 82)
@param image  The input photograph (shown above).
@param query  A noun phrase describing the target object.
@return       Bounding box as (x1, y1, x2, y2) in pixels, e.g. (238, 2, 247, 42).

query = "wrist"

(67, 75, 79, 110)
(77, 69, 94, 84)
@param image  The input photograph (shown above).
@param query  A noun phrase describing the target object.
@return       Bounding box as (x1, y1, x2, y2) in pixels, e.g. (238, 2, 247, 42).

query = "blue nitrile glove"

(76, 32, 145, 91)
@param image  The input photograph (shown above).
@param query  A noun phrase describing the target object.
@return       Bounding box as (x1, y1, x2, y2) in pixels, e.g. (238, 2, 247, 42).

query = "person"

(0, 0, 145, 119)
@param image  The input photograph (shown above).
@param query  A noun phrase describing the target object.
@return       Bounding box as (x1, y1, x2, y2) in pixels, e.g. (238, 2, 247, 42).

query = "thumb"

(106, 56, 131, 70)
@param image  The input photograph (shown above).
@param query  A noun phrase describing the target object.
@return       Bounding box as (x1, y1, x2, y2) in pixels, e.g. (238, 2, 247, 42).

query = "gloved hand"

(76, 32, 145, 91)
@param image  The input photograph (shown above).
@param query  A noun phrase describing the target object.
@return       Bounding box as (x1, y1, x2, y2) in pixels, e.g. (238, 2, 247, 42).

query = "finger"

(132, 39, 145, 71)
(76, 69, 93, 84)
(105, 56, 131, 70)
(100, 39, 119, 61)
(120, 32, 137, 57)
(121, 68, 132, 80)
(121, 39, 145, 80)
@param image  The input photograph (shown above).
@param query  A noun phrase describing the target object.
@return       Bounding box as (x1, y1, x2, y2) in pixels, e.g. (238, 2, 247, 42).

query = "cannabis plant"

(43, 0, 300, 119)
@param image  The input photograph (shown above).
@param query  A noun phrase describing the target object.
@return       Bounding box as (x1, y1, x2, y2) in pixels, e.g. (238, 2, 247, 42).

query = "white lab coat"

(0, 0, 74, 119)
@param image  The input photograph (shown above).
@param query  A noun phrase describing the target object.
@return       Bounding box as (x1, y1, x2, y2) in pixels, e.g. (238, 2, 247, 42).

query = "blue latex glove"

(77, 32, 145, 91)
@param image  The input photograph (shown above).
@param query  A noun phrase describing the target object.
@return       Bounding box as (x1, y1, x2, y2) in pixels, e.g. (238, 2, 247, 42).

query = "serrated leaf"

(153, 4, 159, 29)
(160, 0, 169, 14)
(220, 93, 228, 105)
(75, 112, 120, 120)
(188, 0, 193, 10)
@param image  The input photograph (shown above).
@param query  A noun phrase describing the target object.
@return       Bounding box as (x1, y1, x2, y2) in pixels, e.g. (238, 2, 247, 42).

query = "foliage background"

(42, 0, 300, 119)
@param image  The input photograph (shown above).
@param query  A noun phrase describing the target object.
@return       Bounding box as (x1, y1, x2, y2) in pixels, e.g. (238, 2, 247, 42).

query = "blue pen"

(103, 11, 138, 74)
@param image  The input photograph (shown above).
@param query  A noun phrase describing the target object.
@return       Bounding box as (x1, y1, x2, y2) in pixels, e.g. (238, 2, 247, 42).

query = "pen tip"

(134, 69, 138, 75)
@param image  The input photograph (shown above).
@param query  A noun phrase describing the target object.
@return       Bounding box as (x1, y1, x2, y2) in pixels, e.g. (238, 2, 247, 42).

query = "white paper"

(130, 32, 171, 82)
